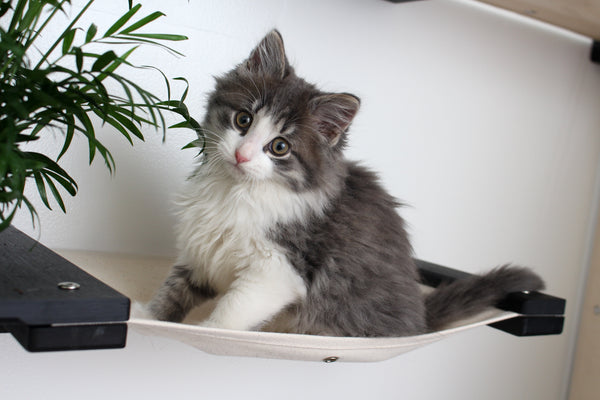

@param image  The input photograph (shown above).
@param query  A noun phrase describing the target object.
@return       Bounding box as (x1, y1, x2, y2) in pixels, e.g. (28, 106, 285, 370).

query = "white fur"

(173, 113, 329, 330)
(130, 301, 153, 320)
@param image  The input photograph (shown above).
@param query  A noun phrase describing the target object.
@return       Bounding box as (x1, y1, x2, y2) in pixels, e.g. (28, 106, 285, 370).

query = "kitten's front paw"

(130, 301, 154, 320)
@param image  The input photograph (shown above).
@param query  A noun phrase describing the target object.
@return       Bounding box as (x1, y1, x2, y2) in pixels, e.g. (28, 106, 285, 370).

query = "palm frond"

(0, 0, 204, 231)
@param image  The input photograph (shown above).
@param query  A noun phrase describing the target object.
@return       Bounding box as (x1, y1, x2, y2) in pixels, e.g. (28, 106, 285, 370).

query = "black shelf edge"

(489, 316, 564, 336)
(3, 322, 128, 352)
(591, 40, 600, 64)
(1, 226, 130, 351)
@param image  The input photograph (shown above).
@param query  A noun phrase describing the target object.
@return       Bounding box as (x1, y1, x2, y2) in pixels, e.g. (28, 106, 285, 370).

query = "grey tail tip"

(424, 264, 546, 332)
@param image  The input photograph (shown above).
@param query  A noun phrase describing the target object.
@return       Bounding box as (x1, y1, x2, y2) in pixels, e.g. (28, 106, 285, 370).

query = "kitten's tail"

(425, 265, 545, 332)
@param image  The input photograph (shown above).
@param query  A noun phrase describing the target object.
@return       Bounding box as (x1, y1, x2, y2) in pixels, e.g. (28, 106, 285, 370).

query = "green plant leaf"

(0, 189, 20, 205)
(69, 108, 97, 163)
(174, 77, 190, 103)
(90, 76, 110, 105)
(24, 152, 76, 187)
(181, 141, 196, 150)
(57, 116, 75, 161)
(14, 134, 40, 143)
(89, 46, 137, 85)
(18, 0, 43, 35)
(103, 3, 141, 37)
(33, 171, 51, 210)
(42, 172, 67, 212)
(22, 196, 40, 229)
(43, 169, 77, 197)
(91, 50, 118, 72)
(19, 0, 65, 54)
(91, 140, 116, 174)
(169, 121, 191, 129)
(62, 28, 76, 55)
(111, 34, 185, 57)
(122, 32, 188, 41)
(8, 0, 27, 33)
(181, 138, 202, 150)
(85, 23, 97, 43)
(110, 110, 145, 141)
(0, 206, 18, 232)
(74, 46, 83, 72)
(34, 0, 95, 70)
(156, 100, 183, 108)
(99, 113, 134, 145)
(0, 1, 11, 18)
(112, 107, 154, 126)
(119, 11, 165, 34)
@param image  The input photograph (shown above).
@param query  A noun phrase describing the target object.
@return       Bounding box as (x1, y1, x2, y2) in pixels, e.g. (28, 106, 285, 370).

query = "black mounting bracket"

(591, 40, 600, 64)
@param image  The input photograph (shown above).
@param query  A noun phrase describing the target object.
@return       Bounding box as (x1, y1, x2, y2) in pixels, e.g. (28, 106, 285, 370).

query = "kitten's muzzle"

(235, 150, 250, 164)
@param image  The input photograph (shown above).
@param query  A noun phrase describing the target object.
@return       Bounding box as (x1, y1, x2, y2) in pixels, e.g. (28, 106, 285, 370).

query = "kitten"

(146, 30, 544, 337)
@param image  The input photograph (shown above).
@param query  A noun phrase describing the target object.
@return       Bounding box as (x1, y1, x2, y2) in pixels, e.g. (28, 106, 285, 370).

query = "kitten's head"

(202, 30, 360, 192)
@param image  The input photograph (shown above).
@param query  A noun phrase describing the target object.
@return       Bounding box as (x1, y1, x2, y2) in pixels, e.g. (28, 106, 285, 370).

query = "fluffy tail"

(425, 265, 545, 332)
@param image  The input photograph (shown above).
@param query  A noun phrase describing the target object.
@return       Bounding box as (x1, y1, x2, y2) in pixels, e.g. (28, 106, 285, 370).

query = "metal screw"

(57, 281, 80, 291)
(323, 356, 339, 363)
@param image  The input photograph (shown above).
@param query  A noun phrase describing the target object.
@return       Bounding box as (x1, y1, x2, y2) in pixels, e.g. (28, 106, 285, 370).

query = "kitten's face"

(202, 30, 360, 192)
(207, 97, 305, 185)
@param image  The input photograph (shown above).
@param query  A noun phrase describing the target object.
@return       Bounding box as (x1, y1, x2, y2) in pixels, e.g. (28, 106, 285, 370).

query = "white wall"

(4, 0, 600, 399)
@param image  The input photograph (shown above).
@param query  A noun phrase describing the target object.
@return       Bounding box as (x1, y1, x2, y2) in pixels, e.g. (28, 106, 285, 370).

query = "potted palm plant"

(0, 0, 201, 232)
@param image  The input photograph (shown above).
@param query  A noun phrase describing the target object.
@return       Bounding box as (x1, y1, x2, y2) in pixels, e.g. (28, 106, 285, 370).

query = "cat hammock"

(0, 227, 565, 363)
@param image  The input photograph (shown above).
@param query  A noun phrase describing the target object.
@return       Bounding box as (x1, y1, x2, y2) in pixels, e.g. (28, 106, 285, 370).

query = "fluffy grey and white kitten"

(146, 30, 544, 337)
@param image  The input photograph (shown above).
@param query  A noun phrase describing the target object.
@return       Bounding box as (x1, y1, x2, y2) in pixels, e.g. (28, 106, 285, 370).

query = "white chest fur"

(171, 164, 325, 330)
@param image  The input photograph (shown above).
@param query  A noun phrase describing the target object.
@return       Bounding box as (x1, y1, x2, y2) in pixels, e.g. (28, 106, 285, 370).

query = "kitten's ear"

(310, 93, 360, 146)
(244, 29, 288, 79)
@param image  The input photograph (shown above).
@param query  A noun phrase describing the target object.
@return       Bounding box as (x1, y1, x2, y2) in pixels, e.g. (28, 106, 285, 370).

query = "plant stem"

(33, 0, 95, 70)
(22, 0, 70, 53)
(7, 0, 27, 33)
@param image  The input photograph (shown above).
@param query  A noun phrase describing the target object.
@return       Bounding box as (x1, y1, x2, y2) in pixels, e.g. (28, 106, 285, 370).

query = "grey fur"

(425, 265, 545, 331)
(270, 163, 425, 336)
(150, 30, 545, 336)
(148, 265, 216, 322)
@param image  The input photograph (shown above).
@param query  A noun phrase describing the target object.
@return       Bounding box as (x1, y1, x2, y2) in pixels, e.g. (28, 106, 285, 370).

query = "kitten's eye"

(268, 137, 291, 157)
(235, 111, 253, 130)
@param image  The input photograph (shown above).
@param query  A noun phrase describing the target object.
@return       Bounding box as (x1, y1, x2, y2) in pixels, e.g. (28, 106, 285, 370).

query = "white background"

(3, 0, 600, 399)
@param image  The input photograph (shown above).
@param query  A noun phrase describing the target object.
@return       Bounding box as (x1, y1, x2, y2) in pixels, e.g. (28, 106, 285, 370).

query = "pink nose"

(235, 150, 249, 164)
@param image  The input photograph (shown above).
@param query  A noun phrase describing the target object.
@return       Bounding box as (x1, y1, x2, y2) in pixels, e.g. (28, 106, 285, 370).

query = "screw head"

(57, 281, 80, 291)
